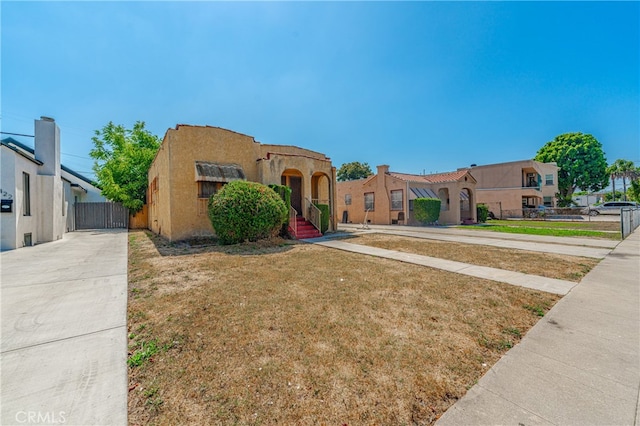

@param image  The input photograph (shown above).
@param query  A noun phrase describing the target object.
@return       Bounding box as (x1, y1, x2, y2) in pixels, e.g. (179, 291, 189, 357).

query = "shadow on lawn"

(143, 230, 299, 257)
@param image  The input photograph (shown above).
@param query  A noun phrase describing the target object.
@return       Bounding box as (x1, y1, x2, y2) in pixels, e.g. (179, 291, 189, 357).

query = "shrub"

(414, 198, 441, 224)
(268, 184, 293, 237)
(268, 184, 292, 224)
(477, 203, 489, 223)
(314, 203, 330, 233)
(208, 181, 288, 245)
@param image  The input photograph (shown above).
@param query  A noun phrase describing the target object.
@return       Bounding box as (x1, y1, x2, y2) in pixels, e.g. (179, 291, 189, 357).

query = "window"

(23, 172, 30, 216)
(364, 192, 374, 211)
(345, 194, 352, 205)
(24, 233, 32, 247)
(545, 174, 554, 185)
(409, 199, 414, 211)
(198, 181, 221, 199)
(543, 196, 553, 207)
(390, 190, 402, 210)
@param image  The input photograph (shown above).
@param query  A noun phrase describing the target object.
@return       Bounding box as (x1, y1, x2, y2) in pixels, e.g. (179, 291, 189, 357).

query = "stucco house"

(337, 165, 478, 226)
(464, 160, 558, 217)
(1, 117, 105, 250)
(147, 124, 337, 241)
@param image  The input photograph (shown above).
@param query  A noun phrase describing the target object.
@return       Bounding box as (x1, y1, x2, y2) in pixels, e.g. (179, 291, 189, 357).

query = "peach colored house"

(464, 160, 558, 217)
(148, 124, 337, 241)
(337, 165, 477, 226)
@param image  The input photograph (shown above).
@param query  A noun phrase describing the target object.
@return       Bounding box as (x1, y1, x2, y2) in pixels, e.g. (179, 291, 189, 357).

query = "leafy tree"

(534, 133, 608, 207)
(337, 162, 373, 181)
(90, 121, 160, 212)
(603, 190, 624, 202)
(208, 181, 287, 245)
(627, 178, 640, 203)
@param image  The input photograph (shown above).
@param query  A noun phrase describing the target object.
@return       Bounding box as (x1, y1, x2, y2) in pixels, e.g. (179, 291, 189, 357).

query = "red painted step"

(289, 216, 322, 239)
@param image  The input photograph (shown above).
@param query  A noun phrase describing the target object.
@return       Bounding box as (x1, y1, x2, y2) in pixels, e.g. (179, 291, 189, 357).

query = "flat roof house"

(147, 124, 337, 241)
(337, 165, 478, 226)
(465, 160, 558, 218)
(1, 117, 104, 250)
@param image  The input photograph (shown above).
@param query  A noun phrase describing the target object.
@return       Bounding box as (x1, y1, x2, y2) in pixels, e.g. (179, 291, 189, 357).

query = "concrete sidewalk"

(436, 230, 640, 425)
(314, 239, 576, 295)
(1, 230, 128, 426)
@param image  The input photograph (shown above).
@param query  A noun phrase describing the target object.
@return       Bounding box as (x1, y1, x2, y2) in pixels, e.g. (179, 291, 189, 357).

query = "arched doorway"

(311, 173, 331, 205)
(438, 188, 450, 211)
(281, 169, 304, 214)
(311, 172, 332, 229)
(460, 188, 474, 221)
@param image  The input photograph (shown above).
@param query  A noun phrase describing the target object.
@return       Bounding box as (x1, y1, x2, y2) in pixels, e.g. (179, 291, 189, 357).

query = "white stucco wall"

(1, 146, 41, 250)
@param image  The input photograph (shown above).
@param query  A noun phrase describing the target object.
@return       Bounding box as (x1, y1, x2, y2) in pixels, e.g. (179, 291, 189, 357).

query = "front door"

(289, 176, 302, 214)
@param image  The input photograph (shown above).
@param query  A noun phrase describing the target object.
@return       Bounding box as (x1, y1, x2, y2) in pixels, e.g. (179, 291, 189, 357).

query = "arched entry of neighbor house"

(311, 172, 331, 205)
(438, 188, 450, 212)
(460, 187, 474, 221)
(281, 169, 304, 215)
(311, 172, 332, 227)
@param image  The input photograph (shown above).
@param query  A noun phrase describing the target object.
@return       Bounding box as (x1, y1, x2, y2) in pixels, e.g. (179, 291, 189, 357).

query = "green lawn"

(462, 222, 620, 239)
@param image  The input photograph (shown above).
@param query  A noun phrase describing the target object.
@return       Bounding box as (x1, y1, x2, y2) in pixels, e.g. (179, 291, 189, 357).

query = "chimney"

(377, 164, 389, 175)
(35, 116, 61, 176)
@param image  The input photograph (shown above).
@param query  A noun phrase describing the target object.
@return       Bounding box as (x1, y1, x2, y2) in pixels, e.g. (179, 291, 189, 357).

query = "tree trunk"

(611, 175, 616, 201)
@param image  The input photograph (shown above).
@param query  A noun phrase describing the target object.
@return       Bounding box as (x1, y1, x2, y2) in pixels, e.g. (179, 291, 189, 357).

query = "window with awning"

(195, 161, 246, 183)
(409, 187, 438, 199)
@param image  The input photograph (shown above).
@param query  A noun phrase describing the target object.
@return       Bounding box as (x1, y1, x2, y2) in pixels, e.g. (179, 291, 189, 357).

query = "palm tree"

(606, 162, 620, 201)
(612, 159, 636, 201)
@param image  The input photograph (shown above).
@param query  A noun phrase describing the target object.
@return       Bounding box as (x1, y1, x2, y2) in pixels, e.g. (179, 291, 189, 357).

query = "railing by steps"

(289, 206, 298, 236)
(305, 198, 322, 233)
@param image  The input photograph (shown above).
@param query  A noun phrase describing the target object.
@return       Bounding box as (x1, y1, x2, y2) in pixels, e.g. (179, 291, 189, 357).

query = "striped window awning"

(195, 161, 246, 182)
(410, 187, 439, 200)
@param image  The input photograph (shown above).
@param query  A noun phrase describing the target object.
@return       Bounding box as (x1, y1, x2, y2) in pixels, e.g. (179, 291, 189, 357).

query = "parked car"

(523, 205, 550, 218)
(587, 201, 639, 215)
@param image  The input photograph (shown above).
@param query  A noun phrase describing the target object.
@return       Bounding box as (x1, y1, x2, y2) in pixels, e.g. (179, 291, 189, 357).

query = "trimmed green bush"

(477, 203, 489, 223)
(268, 184, 293, 237)
(208, 181, 288, 245)
(414, 197, 441, 224)
(268, 184, 292, 222)
(314, 203, 330, 233)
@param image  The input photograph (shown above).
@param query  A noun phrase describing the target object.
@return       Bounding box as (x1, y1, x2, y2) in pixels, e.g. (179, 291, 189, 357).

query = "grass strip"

(464, 224, 619, 239)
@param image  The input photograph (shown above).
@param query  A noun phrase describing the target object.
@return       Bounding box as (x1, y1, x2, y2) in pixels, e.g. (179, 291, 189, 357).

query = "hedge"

(314, 203, 330, 233)
(414, 197, 441, 224)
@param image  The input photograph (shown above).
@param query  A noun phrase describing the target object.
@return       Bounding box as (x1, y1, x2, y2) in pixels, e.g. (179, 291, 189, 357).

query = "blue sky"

(2, 1, 638, 181)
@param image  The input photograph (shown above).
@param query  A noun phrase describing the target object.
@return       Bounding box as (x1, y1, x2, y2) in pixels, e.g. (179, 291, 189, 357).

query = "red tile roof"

(389, 169, 472, 183)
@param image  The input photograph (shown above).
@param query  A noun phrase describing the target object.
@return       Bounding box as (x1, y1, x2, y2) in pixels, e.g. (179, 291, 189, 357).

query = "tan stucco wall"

(469, 160, 558, 212)
(149, 125, 337, 241)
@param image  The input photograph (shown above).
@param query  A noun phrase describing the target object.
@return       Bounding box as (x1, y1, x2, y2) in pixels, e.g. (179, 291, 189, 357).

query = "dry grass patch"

(350, 233, 599, 282)
(128, 231, 559, 425)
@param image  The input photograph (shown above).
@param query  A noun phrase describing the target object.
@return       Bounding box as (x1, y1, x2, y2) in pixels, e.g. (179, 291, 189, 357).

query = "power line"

(0, 131, 34, 138)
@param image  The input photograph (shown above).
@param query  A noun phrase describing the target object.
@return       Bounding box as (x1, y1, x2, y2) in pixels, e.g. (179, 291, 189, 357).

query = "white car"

(588, 201, 639, 215)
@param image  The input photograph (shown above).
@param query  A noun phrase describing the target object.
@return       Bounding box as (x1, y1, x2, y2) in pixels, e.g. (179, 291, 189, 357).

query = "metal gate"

(74, 202, 129, 229)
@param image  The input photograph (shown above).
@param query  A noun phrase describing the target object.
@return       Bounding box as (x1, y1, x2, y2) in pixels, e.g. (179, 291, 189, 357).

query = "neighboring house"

(147, 124, 337, 241)
(464, 160, 558, 217)
(572, 193, 605, 207)
(1, 117, 105, 251)
(337, 165, 478, 226)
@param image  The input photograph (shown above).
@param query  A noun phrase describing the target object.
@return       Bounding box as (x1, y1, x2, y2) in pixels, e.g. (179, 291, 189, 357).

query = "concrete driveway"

(1, 229, 128, 425)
